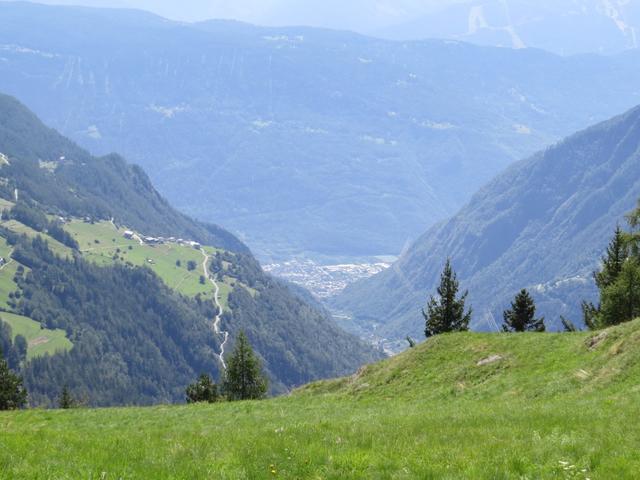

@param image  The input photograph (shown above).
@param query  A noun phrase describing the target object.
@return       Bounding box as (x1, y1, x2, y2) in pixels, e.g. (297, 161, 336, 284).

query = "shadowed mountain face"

(1, 3, 640, 259)
(333, 105, 640, 349)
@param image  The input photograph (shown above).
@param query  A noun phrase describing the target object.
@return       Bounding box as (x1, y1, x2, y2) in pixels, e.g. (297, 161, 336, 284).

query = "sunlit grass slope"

(0, 217, 248, 361)
(65, 220, 217, 300)
(3, 321, 640, 478)
(0, 312, 71, 359)
(64, 220, 245, 309)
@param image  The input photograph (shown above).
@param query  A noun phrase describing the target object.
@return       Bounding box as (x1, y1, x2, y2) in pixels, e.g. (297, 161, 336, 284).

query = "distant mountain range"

(375, 0, 640, 55)
(333, 105, 640, 350)
(13, 0, 639, 56)
(0, 93, 381, 405)
(1, 2, 640, 260)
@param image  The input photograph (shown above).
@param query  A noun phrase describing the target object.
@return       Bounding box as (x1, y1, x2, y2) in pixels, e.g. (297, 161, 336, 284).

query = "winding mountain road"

(202, 250, 229, 370)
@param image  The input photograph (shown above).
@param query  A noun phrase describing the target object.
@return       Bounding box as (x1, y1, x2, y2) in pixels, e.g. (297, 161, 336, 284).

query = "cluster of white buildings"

(122, 230, 201, 249)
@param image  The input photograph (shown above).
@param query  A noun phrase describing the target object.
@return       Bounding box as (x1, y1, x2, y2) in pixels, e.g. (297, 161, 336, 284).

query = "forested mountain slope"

(0, 94, 381, 405)
(0, 93, 246, 252)
(333, 105, 640, 348)
(2, 2, 640, 257)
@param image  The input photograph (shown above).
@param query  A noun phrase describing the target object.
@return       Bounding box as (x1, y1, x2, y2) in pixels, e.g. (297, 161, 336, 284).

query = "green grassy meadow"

(1, 219, 74, 258)
(2, 320, 640, 478)
(0, 312, 72, 359)
(0, 260, 20, 310)
(64, 220, 231, 303)
(0, 218, 246, 361)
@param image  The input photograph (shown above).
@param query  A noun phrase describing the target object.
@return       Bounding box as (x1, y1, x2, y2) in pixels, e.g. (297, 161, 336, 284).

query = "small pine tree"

(560, 316, 578, 332)
(0, 355, 27, 410)
(223, 331, 268, 401)
(423, 259, 471, 337)
(502, 289, 545, 332)
(186, 373, 219, 404)
(582, 300, 600, 330)
(58, 384, 74, 409)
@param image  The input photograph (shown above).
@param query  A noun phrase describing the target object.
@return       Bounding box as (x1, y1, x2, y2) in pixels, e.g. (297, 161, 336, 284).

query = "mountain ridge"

(2, 2, 640, 258)
(333, 103, 640, 349)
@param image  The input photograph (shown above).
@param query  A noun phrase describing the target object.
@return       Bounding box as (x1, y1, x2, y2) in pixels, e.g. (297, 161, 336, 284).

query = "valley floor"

(4, 320, 640, 478)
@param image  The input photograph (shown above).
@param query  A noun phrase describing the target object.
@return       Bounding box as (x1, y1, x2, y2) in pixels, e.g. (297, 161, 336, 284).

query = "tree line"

(0, 328, 268, 410)
(421, 199, 640, 341)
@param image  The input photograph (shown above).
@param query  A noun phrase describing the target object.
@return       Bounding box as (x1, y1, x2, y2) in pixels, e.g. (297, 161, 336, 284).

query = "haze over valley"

(2, 2, 640, 266)
(2, 2, 640, 477)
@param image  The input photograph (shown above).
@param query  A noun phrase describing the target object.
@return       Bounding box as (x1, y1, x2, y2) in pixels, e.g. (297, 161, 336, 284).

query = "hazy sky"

(1, 0, 459, 30)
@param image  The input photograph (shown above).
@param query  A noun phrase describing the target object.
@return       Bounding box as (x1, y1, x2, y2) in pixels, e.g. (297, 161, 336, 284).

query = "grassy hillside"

(0, 213, 226, 361)
(3, 321, 640, 478)
(0, 312, 71, 360)
(66, 220, 219, 302)
(0, 211, 241, 324)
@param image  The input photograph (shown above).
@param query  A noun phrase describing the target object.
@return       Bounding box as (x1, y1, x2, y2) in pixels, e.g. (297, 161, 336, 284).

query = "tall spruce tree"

(223, 331, 268, 401)
(584, 203, 640, 329)
(595, 225, 628, 291)
(58, 385, 74, 409)
(423, 259, 471, 337)
(502, 289, 545, 332)
(0, 354, 27, 410)
(583, 226, 628, 329)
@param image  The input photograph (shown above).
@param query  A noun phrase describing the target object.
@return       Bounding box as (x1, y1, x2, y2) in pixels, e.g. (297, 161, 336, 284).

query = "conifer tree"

(58, 384, 74, 409)
(14, 335, 27, 363)
(0, 354, 27, 410)
(560, 316, 578, 332)
(584, 221, 637, 329)
(223, 331, 268, 401)
(185, 373, 218, 404)
(600, 258, 640, 326)
(423, 259, 471, 337)
(502, 289, 545, 332)
(626, 200, 640, 257)
(595, 225, 628, 290)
